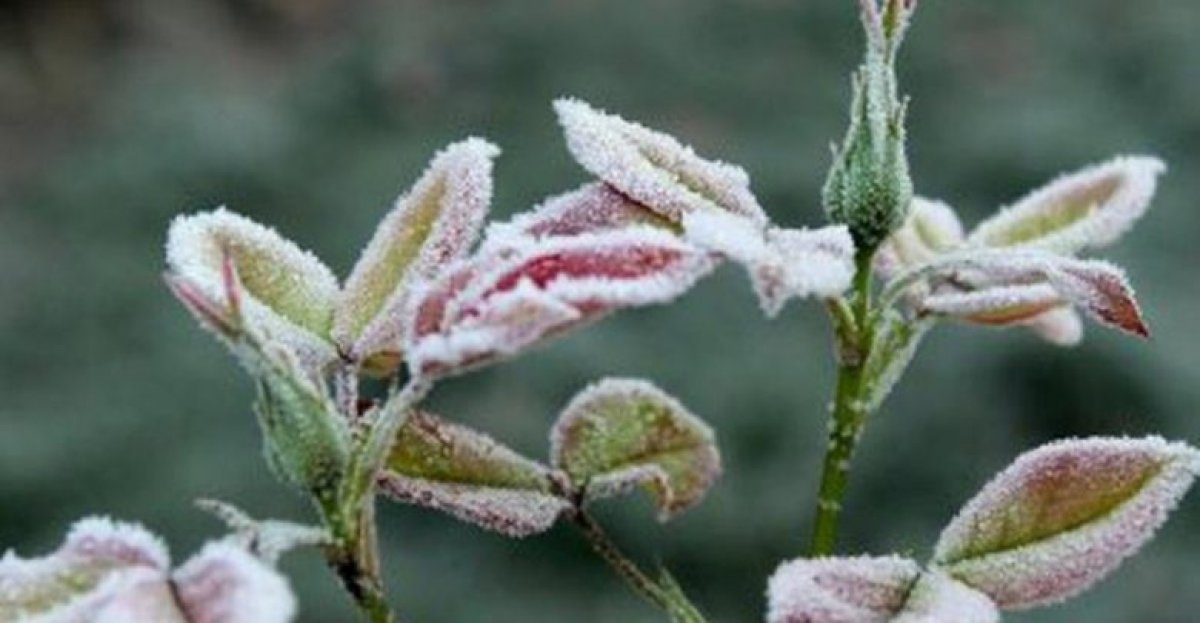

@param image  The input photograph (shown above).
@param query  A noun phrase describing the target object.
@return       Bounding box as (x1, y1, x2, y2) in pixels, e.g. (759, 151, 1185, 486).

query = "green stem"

(571, 511, 706, 623)
(809, 252, 876, 556)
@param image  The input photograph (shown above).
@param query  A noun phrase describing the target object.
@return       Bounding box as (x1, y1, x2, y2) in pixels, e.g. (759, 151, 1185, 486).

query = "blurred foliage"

(2, 1, 1199, 621)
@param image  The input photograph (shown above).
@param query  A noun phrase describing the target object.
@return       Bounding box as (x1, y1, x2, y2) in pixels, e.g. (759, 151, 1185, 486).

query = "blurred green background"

(2, 1, 1198, 621)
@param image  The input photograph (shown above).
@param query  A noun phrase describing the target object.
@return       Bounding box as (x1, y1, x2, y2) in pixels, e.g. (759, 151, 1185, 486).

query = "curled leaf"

(172, 542, 296, 623)
(1020, 306, 1084, 348)
(932, 436, 1200, 610)
(334, 139, 500, 371)
(485, 183, 674, 246)
(166, 208, 339, 369)
(379, 410, 568, 537)
(968, 156, 1165, 254)
(555, 98, 766, 224)
(405, 228, 716, 378)
(550, 378, 720, 520)
(682, 210, 855, 316)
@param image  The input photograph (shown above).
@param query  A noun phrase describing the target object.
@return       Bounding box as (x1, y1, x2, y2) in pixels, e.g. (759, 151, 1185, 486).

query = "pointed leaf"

(932, 436, 1200, 610)
(166, 208, 339, 368)
(968, 156, 1164, 254)
(334, 139, 500, 369)
(682, 210, 855, 316)
(380, 410, 568, 537)
(550, 379, 720, 520)
(766, 556, 921, 623)
(405, 228, 716, 378)
(173, 542, 296, 623)
(485, 183, 675, 247)
(555, 98, 766, 224)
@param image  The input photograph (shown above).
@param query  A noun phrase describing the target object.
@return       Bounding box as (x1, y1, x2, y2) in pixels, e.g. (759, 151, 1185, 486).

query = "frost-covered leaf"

(1020, 307, 1084, 347)
(195, 500, 328, 565)
(682, 210, 855, 316)
(172, 542, 296, 623)
(766, 556, 920, 623)
(379, 410, 568, 537)
(967, 156, 1164, 254)
(555, 98, 766, 224)
(875, 197, 964, 281)
(485, 183, 674, 246)
(405, 228, 716, 378)
(0, 517, 170, 622)
(333, 139, 500, 372)
(860, 311, 931, 412)
(890, 572, 998, 623)
(917, 252, 1149, 338)
(766, 558, 998, 623)
(165, 208, 339, 369)
(550, 379, 720, 520)
(932, 436, 1200, 610)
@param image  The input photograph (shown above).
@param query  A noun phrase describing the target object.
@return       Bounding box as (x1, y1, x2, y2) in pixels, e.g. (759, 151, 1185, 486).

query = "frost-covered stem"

(319, 377, 431, 623)
(571, 510, 706, 623)
(810, 252, 876, 556)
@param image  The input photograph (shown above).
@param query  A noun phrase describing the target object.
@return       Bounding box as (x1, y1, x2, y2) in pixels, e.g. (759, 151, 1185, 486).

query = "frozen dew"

(968, 156, 1165, 254)
(334, 138, 500, 368)
(404, 228, 716, 378)
(922, 283, 1062, 325)
(380, 410, 568, 537)
(554, 98, 766, 224)
(550, 378, 720, 521)
(932, 436, 1200, 610)
(165, 208, 339, 369)
(484, 182, 673, 246)
(765, 556, 920, 623)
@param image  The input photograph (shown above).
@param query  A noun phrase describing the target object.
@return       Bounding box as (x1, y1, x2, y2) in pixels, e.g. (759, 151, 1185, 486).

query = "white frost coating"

(92, 569, 188, 623)
(1020, 307, 1084, 347)
(765, 556, 921, 623)
(484, 183, 662, 247)
(555, 98, 767, 224)
(932, 436, 1200, 611)
(406, 227, 716, 377)
(378, 475, 570, 538)
(683, 210, 854, 316)
(890, 572, 998, 623)
(968, 156, 1165, 254)
(62, 517, 171, 572)
(334, 138, 500, 360)
(165, 208, 339, 368)
(921, 283, 1061, 323)
(173, 542, 296, 623)
(876, 197, 964, 280)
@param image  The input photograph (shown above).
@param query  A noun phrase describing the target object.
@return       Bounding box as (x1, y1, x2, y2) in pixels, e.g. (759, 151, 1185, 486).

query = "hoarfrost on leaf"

(405, 228, 716, 378)
(333, 138, 500, 372)
(554, 98, 766, 224)
(967, 156, 1165, 254)
(932, 436, 1200, 610)
(875, 197, 964, 281)
(165, 208, 340, 369)
(765, 556, 920, 623)
(172, 542, 297, 623)
(890, 572, 998, 623)
(379, 410, 568, 537)
(485, 182, 674, 246)
(550, 378, 720, 520)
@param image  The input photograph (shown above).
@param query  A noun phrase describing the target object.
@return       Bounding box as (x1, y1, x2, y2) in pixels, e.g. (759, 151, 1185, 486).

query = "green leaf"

(550, 378, 721, 520)
(380, 410, 568, 537)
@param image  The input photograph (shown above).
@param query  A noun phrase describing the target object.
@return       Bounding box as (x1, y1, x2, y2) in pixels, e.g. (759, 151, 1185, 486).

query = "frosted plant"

(5, 0, 1196, 622)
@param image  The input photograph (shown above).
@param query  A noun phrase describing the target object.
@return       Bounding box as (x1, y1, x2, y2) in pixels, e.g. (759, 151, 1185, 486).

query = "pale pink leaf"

(922, 284, 1062, 326)
(379, 410, 568, 538)
(967, 156, 1165, 254)
(554, 98, 766, 224)
(405, 228, 716, 378)
(485, 182, 673, 246)
(550, 379, 720, 520)
(876, 197, 965, 281)
(173, 542, 296, 623)
(932, 436, 1200, 610)
(1020, 307, 1084, 347)
(766, 556, 921, 623)
(890, 572, 998, 623)
(165, 209, 339, 369)
(333, 138, 500, 371)
(91, 569, 189, 623)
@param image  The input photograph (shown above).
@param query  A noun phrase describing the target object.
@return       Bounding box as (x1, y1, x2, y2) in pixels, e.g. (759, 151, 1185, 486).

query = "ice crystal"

(550, 378, 720, 520)
(334, 139, 499, 370)
(379, 410, 568, 537)
(932, 436, 1200, 610)
(405, 228, 716, 378)
(554, 98, 766, 224)
(485, 182, 673, 245)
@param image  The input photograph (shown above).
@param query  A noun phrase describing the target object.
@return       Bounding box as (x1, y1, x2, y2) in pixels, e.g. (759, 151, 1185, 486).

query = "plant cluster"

(2, 1, 1196, 622)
